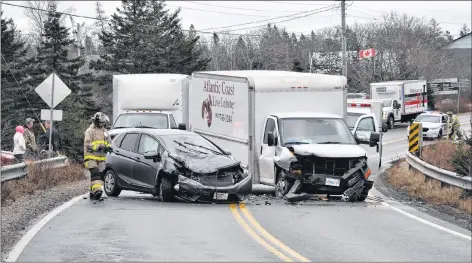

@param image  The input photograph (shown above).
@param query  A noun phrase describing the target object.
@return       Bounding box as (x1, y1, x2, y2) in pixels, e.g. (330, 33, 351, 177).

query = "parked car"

(407, 112, 449, 140)
(103, 128, 252, 202)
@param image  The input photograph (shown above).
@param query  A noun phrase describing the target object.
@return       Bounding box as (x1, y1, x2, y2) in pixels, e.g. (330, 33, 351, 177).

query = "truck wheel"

(387, 115, 394, 129)
(437, 130, 442, 139)
(275, 170, 292, 198)
(159, 176, 175, 202)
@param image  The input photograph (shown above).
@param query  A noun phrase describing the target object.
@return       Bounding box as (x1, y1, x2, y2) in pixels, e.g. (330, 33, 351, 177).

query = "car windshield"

(414, 115, 440, 123)
(112, 113, 169, 129)
(346, 113, 363, 129)
(160, 134, 224, 155)
(279, 118, 357, 145)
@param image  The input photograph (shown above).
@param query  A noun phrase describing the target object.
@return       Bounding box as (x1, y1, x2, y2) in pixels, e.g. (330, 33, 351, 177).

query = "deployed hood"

(290, 144, 366, 158)
(171, 150, 240, 174)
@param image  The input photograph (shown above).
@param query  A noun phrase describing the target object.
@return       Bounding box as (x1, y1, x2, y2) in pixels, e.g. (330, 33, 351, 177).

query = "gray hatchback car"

(103, 128, 252, 202)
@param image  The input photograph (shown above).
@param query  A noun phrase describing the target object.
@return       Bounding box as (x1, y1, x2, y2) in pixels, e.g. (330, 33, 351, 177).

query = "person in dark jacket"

(38, 120, 61, 151)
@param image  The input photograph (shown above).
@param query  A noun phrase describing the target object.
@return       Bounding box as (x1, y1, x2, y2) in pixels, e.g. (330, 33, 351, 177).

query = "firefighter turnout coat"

(83, 123, 111, 172)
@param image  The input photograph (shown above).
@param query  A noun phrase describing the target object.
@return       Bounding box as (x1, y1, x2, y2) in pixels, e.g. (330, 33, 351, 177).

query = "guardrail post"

(408, 122, 423, 159)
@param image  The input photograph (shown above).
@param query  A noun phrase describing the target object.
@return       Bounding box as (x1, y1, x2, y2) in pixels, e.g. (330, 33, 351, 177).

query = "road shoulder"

(1, 180, 88, 259)
(374, 165, 472, 232)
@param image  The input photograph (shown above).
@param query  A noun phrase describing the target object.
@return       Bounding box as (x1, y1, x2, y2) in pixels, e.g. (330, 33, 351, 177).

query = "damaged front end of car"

(168, 154, 252, 202)
(274, 147, 373, 202)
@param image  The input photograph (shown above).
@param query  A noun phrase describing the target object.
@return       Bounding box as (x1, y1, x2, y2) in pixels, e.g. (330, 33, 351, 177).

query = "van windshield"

(113, 113, 169, 129)
(279, 118, 357, 145)
(346, 113, 363, 129)
(381, 99, 392, 107)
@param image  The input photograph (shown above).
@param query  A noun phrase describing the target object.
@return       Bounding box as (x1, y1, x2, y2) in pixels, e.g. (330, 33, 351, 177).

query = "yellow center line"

(238, 203, 311, 262)
(229, 204, 294, 262)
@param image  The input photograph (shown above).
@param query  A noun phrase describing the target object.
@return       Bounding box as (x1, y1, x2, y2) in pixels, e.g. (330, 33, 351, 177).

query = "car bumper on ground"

(175, 173, 253, 202)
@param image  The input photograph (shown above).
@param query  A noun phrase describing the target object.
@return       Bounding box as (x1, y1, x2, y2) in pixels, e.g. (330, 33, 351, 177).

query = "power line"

(200, 4, 336, 31)
(183, 1, 308, 13)
(219, 6, 338, 33)
(262, 1, 333, 6)
(165, 4, 272, 17)
(1, 54, 46, 133)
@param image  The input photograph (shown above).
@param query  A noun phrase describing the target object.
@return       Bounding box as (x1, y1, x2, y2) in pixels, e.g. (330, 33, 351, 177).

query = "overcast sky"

(2, 1, 471, 39)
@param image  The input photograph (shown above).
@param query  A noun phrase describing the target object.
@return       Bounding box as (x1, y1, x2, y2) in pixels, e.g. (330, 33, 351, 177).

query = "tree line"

(1, 0, 470, 160)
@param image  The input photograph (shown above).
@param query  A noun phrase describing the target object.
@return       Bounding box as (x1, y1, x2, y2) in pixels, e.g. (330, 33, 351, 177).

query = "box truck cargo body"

(347, 99, 387, 132)
(370, 80, 428, 129)
(110, 74, 189, 139)
(188, 70, 381, 200)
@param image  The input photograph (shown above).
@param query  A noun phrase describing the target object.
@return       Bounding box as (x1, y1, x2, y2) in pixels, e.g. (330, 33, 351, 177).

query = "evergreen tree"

(91, 0, 210, 75)
(1, 13, 30, 149)
(26, 3, 97, 159)
(459, 24, 470, 37)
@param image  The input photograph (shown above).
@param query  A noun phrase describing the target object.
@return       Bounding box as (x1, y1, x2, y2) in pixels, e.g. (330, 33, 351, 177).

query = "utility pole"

(341, 0, 347, 77)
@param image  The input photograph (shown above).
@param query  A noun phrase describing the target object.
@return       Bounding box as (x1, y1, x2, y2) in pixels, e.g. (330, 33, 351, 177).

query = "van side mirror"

(144, 151, 161, 162)
(178, 123, 187, 130)
(369, 132, 380, 147)
(267, 132, 275, 147)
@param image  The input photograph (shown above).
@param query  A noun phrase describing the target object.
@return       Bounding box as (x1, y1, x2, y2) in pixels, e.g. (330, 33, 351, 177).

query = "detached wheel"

(275, 170, 293, 198)
(387, 115, 394, 129)
(104, 169, 121, 197)
(159, 176, 175, 202)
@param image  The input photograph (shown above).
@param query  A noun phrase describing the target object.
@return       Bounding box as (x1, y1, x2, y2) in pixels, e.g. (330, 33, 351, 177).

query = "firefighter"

(84, 112, 112, 200)
(446, 111, 460, 140)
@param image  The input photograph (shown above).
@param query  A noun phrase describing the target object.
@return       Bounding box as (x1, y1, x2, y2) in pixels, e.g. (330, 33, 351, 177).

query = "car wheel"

(159, 176, 175, 202)
(387, 115, 394, 129)
(104, 170, 121, 197)
(275, 170, 292, 198)
(438, 130, 442, 139)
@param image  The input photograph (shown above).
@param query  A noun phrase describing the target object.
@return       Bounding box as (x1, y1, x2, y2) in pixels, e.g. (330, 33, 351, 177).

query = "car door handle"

(135, 156, 140, 161)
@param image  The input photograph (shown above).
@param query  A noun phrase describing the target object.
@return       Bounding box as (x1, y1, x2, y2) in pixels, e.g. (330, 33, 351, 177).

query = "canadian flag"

(359, 48, 376, 60)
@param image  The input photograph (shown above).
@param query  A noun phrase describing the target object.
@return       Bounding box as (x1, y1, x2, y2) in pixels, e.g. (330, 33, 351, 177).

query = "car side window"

(120, 133, 139, 152)
(169, 115, 178, 129)
(263, 118, 276, 144)
(357, 117, 375, 131)
(138, 134, 160, 155)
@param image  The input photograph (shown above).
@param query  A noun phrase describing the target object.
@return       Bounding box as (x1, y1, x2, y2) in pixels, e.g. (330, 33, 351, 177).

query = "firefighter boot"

(89, 168, 104, 201)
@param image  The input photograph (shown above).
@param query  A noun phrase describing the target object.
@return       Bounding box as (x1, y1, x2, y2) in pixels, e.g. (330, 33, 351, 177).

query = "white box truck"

(347, 99, 388, 132)
(187, 70, 381, 201)
(370, 80, 428, 130)
(110, 74, 189, 139)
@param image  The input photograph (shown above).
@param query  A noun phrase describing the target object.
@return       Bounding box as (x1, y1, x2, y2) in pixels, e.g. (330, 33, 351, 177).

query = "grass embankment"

(1, 161, 86, 206)
(387, 161, 472, 214)
(421, 141, 459, 172)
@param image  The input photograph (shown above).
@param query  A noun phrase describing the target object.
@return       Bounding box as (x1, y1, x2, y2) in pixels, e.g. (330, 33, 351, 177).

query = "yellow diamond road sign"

(34, 73, 71, 109)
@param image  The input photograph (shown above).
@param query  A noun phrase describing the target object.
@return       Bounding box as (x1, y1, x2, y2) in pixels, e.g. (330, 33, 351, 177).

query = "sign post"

(34, 73, 71, 157)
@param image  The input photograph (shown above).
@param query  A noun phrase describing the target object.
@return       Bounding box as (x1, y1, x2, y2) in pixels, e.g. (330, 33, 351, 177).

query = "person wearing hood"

(24, 118, 38, 157)
(84, 112, 113, 201)
(13, 126, 26, 163)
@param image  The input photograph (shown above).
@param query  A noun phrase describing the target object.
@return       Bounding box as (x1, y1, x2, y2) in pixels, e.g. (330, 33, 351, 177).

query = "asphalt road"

(11, 114, 472, 262)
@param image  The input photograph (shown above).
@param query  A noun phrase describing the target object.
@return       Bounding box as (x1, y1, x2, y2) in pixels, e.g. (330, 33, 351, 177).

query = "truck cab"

(109, 111, 183, 140)
(259, 112, 380, 187)
(110, 73, 189, 140)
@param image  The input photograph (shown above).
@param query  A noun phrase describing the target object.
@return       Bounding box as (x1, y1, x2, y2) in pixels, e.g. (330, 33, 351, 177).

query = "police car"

(407, 112, 449, 140)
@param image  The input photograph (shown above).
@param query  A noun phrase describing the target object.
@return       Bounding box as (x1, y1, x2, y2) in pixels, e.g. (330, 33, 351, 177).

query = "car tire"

(387, 115, 394, 129)
(438, 130, 442, 139)
(104, 169, 121, 197)
(159, 176, 175, 202)
(357, 194, 368, 202)
(275, 170, 293, 198)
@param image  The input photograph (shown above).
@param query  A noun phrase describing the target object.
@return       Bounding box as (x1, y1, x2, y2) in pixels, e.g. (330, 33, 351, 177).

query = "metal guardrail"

(1, 156, 68, 183)
(405, 151, 472, 190)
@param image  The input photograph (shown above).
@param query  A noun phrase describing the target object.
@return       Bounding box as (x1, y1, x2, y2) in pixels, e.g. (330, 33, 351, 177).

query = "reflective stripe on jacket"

(83, 123, 111, 163)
